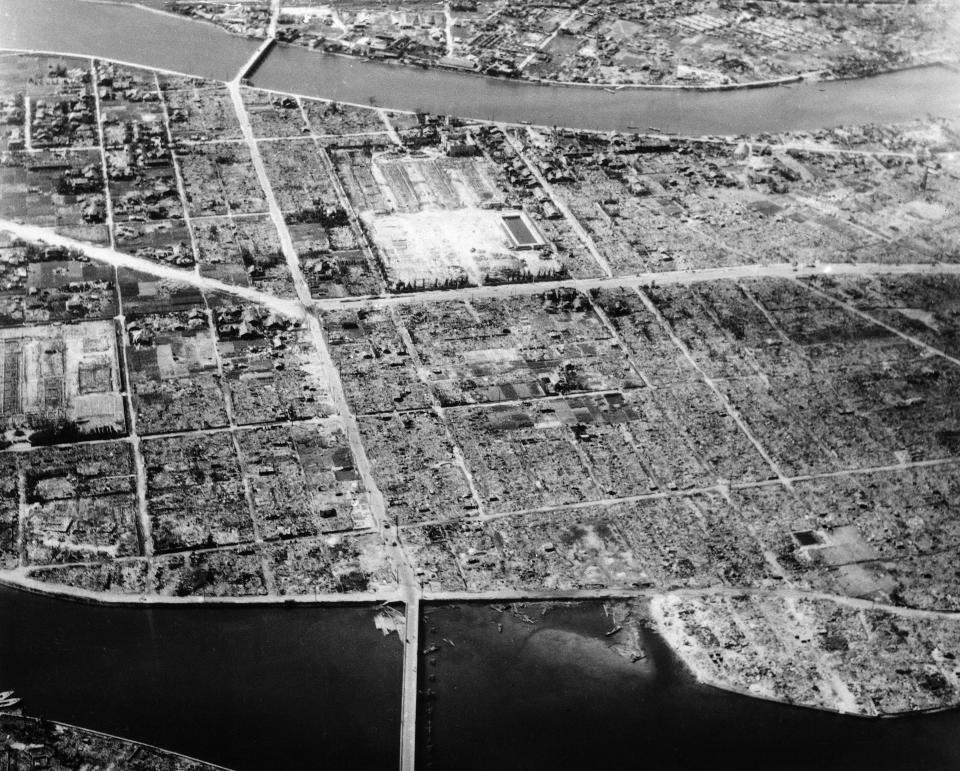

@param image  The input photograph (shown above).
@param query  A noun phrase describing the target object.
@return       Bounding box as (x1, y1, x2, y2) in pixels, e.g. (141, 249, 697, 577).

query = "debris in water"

(374, 606, 405, 638)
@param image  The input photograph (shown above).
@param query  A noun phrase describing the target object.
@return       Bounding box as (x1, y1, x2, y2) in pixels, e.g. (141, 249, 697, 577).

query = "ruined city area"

(2, 48, 960, 727)
(0, 714, 226, 770)
(163, 0, 958, 86)
(650, 593, 960, 716)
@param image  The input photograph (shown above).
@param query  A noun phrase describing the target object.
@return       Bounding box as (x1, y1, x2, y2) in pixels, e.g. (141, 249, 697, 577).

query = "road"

(443, 4, 455, 59)
(5, 57, 960, 765)
(0, 220, 306, 319)
(228, 76, 424, 771)
(802, 277, 960, 368)
(90, 58, 156, 563)
(632, 284, 792, 485)
(9, 214, 956, 321)
(502, 126, 613, 277)
(310, 258, 960, 311)
(518, 4, 585, 72)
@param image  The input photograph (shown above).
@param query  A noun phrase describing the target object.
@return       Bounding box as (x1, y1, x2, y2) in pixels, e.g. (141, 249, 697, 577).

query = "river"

(5, 587, 960, 771)
(2, 0, 960, 133)
(0, 0, 258, 82)
(0, 586, 403, 771)
(255, 49, 960, 134)
(3, 4, 960, 769)
(419, 602, 960, 771)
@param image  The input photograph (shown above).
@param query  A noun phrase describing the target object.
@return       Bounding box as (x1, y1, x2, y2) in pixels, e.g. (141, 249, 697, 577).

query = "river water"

(0, 586, 403, 770)
(2, 0, 960, 132)
(419, 602, 960, 771)
(255, 48, 960, 134)
(0, 0, 257, 82)
(3, 4, 960, 768)
(3, 588, 960, 771)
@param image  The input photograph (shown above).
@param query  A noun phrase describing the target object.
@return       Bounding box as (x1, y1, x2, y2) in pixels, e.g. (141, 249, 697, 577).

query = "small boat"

(647, 126, 663, 132)
(0, 691, 13, 699)
(605, 624, 623, 637)
(0, 696, 20, 709)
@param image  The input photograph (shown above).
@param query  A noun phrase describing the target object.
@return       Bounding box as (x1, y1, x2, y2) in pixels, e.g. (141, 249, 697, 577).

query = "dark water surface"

(4, 4, 960, 768)
(4, 587, 960, 770)
(2, 0, 959, 133)
(419, 602, 960, 771)
(0, 586, 402, 770)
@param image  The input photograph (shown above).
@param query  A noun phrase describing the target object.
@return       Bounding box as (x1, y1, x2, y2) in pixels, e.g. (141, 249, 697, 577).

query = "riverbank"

(0, 571, 402, 607)
(0, 0, 258, 81)
(2, 24, 960, 768)
(418, 601, 960, 771)
(3, 0, 959, 133)
(0, 713, 235, 770)
(0, 585, 404, 770)
(254, 46, 960, 133)
(650, 594, 960, 718)
(295, 42, 812, 93)
(53, 0, 950, 97)
(275, 43, 956, 94)
(145, 0, 956, 94)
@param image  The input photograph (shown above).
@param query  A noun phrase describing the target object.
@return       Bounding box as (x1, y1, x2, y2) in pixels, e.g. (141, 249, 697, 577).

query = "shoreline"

(0, 713, 237, 771)
(2, 34, 960, 738)
(28, 0, 957, 96)
(0, 571, 403, 607)
(293, 42, 807, 92)
(0, 45, 216, 82)
(693, 677, 960, 721)
(0, 45, 422, 121)
(276, 39, 953, 93)
(77, 0, 266, 39)
(7, 45, 952, 139)
(647, 595, 960, 721)
(5, 573, 960, 720)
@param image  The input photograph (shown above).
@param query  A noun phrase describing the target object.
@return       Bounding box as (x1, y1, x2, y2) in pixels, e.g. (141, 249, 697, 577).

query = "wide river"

(3, 4, 960, 768)
(4, 587, 960, 771)
(421, 603, 960, 771)
(0, 586, 403, 770)
(2, 0, 960, 132)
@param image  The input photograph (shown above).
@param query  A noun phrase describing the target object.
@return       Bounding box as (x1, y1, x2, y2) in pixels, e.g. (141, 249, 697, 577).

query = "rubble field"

(0, 714, 225, 771)
(3, 53, 960, 717)
(167, 0, 957, 87)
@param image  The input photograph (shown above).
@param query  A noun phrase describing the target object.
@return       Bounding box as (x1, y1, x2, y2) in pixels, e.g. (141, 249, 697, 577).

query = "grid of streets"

(2, 43, 960, 767)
